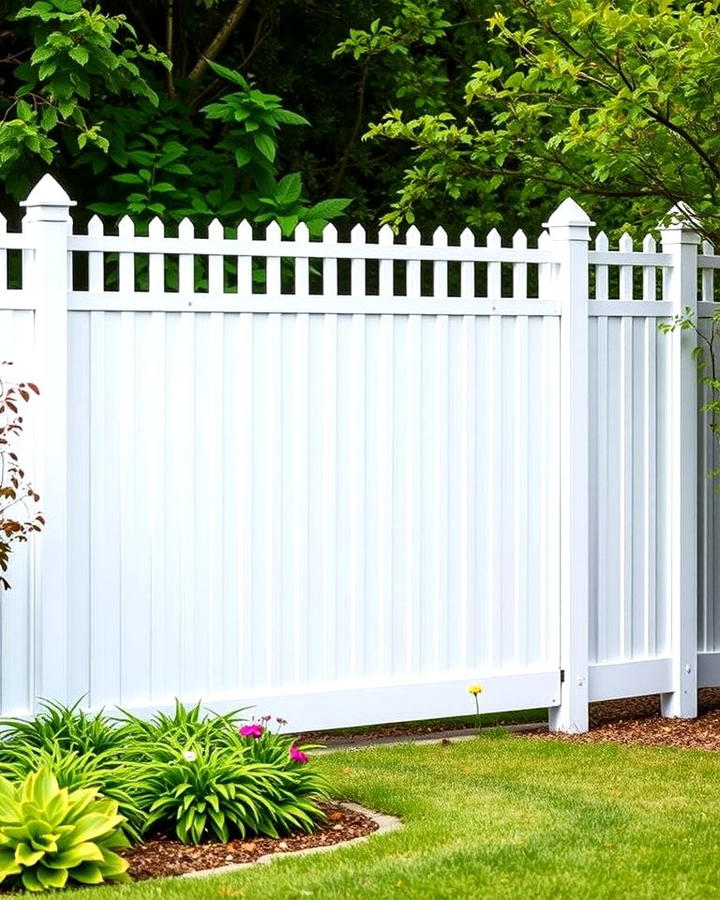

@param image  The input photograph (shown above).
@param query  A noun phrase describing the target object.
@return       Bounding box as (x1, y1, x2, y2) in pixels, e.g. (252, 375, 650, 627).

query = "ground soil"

(526, 687, 720, 750)
(121, 803, 377, 880)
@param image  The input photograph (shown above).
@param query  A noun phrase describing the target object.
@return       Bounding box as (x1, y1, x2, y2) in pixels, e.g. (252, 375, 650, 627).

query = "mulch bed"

(121, 802, 377, 880)
(526, 687, 720, 750)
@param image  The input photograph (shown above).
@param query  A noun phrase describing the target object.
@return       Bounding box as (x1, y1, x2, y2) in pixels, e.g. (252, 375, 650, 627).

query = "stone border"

(182, 803, 402, 879)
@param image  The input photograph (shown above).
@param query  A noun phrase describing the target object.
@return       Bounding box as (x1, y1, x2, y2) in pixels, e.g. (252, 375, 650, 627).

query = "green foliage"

(0, 769, 130, 892)
(0, 698, 124, 755)
(76, 61, 350, 234)
(0, 700, 330, 848)
(117, 704, 329, 843)
(1, 0, 167, 199)
(361, 0, 720, 241)
(0, 746, 145, 841)
(114, 699, 249, 751)
(138, 743, 328, 844)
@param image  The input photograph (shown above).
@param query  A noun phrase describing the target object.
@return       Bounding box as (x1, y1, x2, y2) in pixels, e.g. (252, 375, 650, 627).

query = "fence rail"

(0, 176, 717, 732)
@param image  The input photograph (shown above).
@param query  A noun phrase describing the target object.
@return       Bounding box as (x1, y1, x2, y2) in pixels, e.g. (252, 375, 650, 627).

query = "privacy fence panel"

(0, 176, 716, 732)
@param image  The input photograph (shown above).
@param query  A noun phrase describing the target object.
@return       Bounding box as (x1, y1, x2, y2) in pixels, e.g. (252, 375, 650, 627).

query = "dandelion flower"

(468, 684, 484, 695)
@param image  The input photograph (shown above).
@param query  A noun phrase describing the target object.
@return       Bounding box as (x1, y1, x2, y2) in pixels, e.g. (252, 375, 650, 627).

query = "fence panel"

(60, 218, 563, 729)
(1, 177, 716, 730)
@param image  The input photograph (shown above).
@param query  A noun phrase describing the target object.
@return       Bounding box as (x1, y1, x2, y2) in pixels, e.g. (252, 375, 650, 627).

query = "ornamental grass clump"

(0, 769, 130, 892)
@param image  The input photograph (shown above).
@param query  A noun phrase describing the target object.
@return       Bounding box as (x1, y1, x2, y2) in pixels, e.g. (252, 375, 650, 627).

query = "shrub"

(0, 769, 130, 892)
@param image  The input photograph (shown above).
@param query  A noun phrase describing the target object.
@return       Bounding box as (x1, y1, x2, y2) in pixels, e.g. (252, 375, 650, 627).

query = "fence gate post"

(546, 198, 594, 734)
(660, 206, 700, 719)
(20, 175, 75, 707)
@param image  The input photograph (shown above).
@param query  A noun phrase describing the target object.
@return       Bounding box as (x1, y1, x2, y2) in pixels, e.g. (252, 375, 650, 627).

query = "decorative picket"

(0, 174, 717, 733)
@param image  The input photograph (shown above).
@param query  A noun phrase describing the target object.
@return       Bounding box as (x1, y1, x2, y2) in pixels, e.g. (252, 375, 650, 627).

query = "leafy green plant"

(0, 746, 145, 841)
(136, 743, 328, 844)
(0, 698, 124, 756)
(0, 769, 130, 891)
(115, 698, 249, 754)
(1, 0, 167, 199)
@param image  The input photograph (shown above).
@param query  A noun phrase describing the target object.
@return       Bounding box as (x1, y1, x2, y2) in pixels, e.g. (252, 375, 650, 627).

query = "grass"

(99, 732, 720, 899)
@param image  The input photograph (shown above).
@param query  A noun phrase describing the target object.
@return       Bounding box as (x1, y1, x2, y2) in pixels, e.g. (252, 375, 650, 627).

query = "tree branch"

(187, 0, 254, 82)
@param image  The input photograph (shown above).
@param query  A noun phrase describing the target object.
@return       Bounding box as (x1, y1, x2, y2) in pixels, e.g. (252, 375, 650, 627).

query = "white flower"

(182, 750, 197, 762)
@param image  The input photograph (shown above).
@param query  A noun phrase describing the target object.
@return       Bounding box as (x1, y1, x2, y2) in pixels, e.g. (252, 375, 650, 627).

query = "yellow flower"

(468, 684, 484, 695)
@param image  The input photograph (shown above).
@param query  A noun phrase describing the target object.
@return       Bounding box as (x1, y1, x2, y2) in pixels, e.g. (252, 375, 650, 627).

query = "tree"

(363, 0, 720, 243)
(0, 0, 349, 232)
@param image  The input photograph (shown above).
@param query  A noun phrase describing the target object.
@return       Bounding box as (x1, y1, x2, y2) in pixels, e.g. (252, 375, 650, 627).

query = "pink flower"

(289, 745, 308, 764)
(240, 724, 264, 738)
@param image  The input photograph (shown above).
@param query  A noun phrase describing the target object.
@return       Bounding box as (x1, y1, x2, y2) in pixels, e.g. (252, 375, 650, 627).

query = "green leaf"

(68, 46, 89, 66)
(303, 198, 352, 221)
(275, 172, 302, 204)
(253, 132, 276, 162)
(206, 59, 250, 89)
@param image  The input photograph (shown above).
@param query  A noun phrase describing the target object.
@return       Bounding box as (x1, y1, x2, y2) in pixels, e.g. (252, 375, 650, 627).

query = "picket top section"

(0, 176, 703, 313)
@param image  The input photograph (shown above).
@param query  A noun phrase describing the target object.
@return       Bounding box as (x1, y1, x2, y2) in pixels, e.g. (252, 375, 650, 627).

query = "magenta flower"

(240, 724, 264, 738)
(289, 745, 309, 764)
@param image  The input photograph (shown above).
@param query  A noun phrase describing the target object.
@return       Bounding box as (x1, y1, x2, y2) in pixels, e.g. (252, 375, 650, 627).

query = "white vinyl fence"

(0, 174, 717, 733)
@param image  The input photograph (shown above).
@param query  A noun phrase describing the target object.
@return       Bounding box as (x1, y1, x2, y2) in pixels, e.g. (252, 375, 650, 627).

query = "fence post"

(659, 206, 700, 719)
(546, 198, 594, 734)
(20, 174, 75, 706)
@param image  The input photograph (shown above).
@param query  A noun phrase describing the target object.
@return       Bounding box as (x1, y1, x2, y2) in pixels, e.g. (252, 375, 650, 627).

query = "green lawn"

(102, 733, 720, 899)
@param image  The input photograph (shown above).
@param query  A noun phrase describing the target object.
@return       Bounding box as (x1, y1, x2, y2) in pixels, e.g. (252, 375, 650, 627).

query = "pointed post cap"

(20, 174, 76, 222)
(543, 197, 595, 233)
(659, 201, 701, 245)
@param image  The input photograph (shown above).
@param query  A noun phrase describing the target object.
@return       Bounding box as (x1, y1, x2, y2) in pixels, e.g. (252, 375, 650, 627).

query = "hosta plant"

(0, 769, 130, 892)
(0, 746, 145, 841)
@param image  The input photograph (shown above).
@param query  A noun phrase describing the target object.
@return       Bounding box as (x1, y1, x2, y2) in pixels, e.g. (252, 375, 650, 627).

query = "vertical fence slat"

(512, 230, 527, 299)
(237, 220, 252, 297)
(618, 232, 634, 300)
(208, 219, 224, 295)
(178, 218, 194, 294)
(406, 226, 421, 298)
(702, 240, 715, 303)
(294, 223, 310, 296)
(642, 234, 657, 302)
(432, 227, 448, 300)
(87, 216, 104, 292)
(460, 228, 474, 298)
(486, 228, 501, 299)
(322, 224, 338, 298)
(350, 224, 366, 297)
(118, 215, 134, 293)
(378, 224, 394, 298)
(148, 217, 164, 294)
(265, 221, 282, 298)
(594, 232, 609, 300)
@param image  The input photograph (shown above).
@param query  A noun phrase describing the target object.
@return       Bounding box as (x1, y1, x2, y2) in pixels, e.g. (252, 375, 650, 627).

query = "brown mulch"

(120, 802, 377, 881)
(526, 687, 720, 751)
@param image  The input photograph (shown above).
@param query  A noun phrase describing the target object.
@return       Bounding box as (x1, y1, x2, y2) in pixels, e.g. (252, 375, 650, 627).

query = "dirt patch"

(121, 802, 378, 880)
(526, 688, 720, 750)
